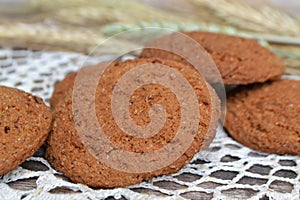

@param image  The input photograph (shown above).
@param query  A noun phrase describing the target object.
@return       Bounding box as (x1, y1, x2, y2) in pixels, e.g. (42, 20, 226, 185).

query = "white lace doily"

(0, 46, 299, 200)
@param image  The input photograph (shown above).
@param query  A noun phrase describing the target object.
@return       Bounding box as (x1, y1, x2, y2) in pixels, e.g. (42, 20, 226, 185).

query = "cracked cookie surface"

(46, 58, 221, 188)
(225, 79, 300, 154)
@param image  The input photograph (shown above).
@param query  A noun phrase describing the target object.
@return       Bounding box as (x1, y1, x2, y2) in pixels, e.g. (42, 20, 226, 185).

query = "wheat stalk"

(27, 0, 192, 26)
(101, 21, 300, 46)
(1, 21, 299, 73)
(189, 0, 300, 36)
(0, 23, 137, 54)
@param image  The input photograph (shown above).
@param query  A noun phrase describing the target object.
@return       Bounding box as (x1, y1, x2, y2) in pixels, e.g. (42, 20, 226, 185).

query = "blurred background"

(0, 0, 299, 74)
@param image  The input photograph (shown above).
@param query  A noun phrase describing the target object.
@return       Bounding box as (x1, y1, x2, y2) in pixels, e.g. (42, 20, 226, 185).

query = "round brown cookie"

(225, 79, 300, 155)
(0, 86, 52, 175)
(140, 31, 285, 85)
(50, 72, 77, 108)
(46, 58, 221, 188)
